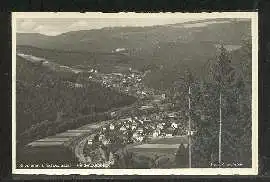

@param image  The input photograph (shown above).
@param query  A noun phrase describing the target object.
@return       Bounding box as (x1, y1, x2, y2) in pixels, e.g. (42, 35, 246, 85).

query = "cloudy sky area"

(16, 17, 214, 36)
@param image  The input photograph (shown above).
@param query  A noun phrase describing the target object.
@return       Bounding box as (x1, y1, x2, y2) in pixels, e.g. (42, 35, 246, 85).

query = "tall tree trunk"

(219, 92, 222, 167)
(188, 86, 192, 168)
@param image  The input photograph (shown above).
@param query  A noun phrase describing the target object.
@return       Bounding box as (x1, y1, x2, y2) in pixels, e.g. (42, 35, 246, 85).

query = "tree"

(221, 41, 252, 167)
(199, 43, 252, 167)
(191, 45, 234, 167)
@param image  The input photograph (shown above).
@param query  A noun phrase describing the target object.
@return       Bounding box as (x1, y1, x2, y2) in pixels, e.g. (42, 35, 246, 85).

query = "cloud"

(17, 19, 64, 35)
(16, 17, 225, 36)
(66, 20, 90, 31)
(33, 25, 62, 36)
(182, 20, 230, 28)
(18, 19, 38, 32)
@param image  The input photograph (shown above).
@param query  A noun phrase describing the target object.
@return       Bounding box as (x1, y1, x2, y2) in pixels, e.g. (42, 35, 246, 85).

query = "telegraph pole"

(219, 92, 222, 167)
(188, 86, 192, 168)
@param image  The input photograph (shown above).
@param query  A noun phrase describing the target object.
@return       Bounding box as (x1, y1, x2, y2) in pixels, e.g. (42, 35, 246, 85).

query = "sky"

(16, 17, 207, 36)
(15, 12, 252, 36)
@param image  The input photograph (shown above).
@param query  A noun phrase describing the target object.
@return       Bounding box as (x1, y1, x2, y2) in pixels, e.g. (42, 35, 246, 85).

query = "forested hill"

(17, 18, 250, 53)
(16, 19, 251, 69)
(16, 18, 251, 91)
(16, 56, 136, 145)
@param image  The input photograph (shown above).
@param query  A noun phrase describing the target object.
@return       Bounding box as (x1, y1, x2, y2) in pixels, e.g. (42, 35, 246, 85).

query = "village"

(18, 52, 197, 168)
(81, 102, 196, 166)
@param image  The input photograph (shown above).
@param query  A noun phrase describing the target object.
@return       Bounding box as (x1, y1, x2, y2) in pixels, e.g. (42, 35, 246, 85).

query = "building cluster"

(84, 110, 190, 155)
(86, 68, 159, 99)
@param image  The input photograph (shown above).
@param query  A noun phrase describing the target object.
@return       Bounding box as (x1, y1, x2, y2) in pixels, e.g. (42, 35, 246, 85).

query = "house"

(137, 136, 144, 142)
(112, 73, 123, 76)
(110, 112, 117, 117)
(139, 105, 154, 110)
(152, 131, 159, 138)
(89, 69, 94, 73)
(110, 124, 115, 130)
(161, 94, 166, 99)
(131, 124, 137, 130)
(99, 134, 105, 141)
(120, 126, 126, 131)
(143, 118, 151, 122)
(87, 139, 93, 145)
(171, 122, 178, 129)
(133, 132, 139, 138)
(133, 133, 144, 142)
(102, 139, 110, 145)
(168, 112, 177, 118)
(166, 134, 173, 137)
(157, 124, 164, 129)
(74, 83, 83, 88)
(115, 48, 126, 52)
(137, 128, 144, 133)
(187, 130, 197, 136)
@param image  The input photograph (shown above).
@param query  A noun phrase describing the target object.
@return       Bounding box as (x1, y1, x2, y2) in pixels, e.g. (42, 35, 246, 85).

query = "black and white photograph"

(12, 12, 258, 175)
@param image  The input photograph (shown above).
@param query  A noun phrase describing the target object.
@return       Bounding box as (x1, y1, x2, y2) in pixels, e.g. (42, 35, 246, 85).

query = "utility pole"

(219, 92, 222, 167)
(188, 86, 192, 168)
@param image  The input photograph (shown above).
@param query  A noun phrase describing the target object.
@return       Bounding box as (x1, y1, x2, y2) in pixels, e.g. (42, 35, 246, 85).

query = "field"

(17, 145, 76, 166)
(112, 136, 189, 168)
(16, 18, 253, 168)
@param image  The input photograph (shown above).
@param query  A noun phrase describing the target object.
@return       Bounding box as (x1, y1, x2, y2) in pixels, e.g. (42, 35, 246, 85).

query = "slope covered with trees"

(17, 19, 251, 90)
(186, 40, 252, 167)
(16, 56, 137, 145)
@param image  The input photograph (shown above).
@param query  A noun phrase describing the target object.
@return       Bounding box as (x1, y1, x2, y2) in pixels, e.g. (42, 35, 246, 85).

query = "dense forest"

(17, 19, 251, 91)
(179, 39, 252, 167)
(16, 56, 136, 145)
(106, 39, 252, 168)
(16, 18, 253, 167)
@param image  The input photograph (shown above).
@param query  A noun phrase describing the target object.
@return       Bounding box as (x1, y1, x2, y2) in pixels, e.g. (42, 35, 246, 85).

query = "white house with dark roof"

(171, 122, 178, 129)
(87, 139, 93, 145)
(157, 124, 164, 130)
(152, 130, 159, 138)
(168, 112, 178, 118)
(137, 127, 144, 133)
(120, 126, 126, 131)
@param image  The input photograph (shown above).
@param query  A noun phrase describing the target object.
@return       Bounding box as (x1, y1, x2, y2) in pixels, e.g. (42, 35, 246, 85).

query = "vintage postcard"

(12, 12, 258, 175)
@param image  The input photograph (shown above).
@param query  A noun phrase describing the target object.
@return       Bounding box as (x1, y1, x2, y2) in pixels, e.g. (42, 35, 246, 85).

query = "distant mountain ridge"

(16, 18, 251, 90)
(17, 18, 251, 52)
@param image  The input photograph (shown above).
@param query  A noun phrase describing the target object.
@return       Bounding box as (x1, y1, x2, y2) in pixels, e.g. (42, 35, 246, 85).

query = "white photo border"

(12, 12, 258, 175)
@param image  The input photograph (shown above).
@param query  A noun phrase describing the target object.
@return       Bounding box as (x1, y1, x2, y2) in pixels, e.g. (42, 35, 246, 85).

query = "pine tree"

(222, 41, 252, 167)
(207, 43, 251, 167)
(192, 45, 234, 167)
